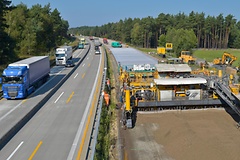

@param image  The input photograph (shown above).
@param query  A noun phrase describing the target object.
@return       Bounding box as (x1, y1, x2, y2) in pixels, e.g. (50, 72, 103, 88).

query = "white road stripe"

(6, 141, 24, 160)
(0, 102, 23, 122)
(67, 45, 102, 160)
(54, 92, 64, 103)
(74, 73, 79, 79)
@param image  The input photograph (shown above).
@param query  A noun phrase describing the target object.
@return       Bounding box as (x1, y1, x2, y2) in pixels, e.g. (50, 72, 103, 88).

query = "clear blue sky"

(12, 0, 240, 28)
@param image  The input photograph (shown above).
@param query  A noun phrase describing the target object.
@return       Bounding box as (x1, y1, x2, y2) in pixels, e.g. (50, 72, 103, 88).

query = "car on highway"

(65, 59, 75, 67)
(95, 49, 101, 54)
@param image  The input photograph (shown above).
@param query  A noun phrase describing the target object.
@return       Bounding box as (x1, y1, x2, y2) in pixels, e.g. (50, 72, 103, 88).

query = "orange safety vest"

(104, 93, 110, 106)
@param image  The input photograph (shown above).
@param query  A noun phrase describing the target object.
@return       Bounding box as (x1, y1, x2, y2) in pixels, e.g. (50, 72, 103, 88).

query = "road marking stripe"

(76, 47, 104, 160)
(66, 92, 74, 104)
(74, 73, 79, 79)
(76, 93, 97, 160)
(82, 73, 85, 78)
(6, 141, 24, 160)
(28, 141, 42, 160)
(82, 63, 85, 67)
(67, 46, 103, 160)
(0, 101, 24, 122)
(54, 92, 64, 103)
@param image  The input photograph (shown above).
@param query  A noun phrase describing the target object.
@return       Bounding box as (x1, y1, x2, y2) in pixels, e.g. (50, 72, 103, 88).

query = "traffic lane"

(0, 70, 67, 137)
(0, 46, 90, 149)
(73, 44, 89, 61)
(0, 46, 87, 119)
(0, 49, 101, 159)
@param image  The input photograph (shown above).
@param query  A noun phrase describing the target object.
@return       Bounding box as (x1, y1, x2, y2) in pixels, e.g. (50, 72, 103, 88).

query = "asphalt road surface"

(0, 42, 103, 159)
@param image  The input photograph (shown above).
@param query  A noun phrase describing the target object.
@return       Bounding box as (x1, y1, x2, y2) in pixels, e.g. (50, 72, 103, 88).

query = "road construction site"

(105, 40, 240, 160)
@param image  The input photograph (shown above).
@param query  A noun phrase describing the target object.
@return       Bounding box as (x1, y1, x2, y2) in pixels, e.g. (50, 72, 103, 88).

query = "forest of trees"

(69, 12, 240, 54)
(1, 0, 240, 64)
(0, 0, 70, 65)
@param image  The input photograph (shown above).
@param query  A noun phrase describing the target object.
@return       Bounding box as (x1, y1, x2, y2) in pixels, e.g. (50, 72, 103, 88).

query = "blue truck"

(1, 56, 50, 99)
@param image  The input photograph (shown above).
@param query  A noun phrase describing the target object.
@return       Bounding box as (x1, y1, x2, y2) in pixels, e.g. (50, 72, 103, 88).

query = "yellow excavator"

(213, 52, 237, 66)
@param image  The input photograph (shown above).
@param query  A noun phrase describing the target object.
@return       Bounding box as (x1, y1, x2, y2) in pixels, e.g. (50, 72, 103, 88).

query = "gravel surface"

(123, 109, 240, 160)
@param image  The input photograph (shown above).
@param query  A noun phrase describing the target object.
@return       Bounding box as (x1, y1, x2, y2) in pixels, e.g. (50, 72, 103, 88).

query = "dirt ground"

(123, 109, 240, 160)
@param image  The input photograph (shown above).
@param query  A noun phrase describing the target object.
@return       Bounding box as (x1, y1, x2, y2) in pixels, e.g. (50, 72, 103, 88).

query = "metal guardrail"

(86, 46, 107, 160)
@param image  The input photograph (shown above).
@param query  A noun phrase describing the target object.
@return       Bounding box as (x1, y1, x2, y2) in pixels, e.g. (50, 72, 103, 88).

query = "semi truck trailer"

(1, 56, 50, 99)
(55, 46, 73, 65)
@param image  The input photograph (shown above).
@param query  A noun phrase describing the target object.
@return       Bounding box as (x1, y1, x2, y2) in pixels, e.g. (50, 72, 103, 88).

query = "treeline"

(0, 0, 70, 65)
(69, 12, 240, 53)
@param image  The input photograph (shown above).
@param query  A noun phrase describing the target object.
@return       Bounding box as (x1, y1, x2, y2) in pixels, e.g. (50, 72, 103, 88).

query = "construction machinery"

(213, 52, 237, 66)
(179, 51, 196, 64)
(157, 47, 166, 58)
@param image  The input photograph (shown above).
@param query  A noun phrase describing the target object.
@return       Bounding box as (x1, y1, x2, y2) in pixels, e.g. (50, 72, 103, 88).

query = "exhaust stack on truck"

(1, 56, 50, 99)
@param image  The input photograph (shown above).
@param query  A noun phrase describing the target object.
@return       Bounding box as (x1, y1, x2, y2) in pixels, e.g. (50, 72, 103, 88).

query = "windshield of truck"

(2, 76, 23, 84)
(55, 53, 65, 57)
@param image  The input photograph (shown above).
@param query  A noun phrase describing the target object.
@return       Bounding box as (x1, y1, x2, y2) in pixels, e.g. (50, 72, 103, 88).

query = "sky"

(11, 0, 240, 28)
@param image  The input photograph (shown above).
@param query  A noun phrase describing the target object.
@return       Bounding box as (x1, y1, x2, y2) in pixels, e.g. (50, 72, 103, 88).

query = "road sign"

(166, 43, 173, 50)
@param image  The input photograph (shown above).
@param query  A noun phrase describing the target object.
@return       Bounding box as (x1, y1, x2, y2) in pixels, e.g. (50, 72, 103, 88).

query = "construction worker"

(104, 91, 110, 107)
(106, 78, 111, 91)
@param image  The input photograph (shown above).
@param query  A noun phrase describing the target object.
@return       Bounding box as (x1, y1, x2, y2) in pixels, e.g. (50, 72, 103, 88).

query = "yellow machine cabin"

(157, 47, 166, 58)
(179, 51, 196, 64)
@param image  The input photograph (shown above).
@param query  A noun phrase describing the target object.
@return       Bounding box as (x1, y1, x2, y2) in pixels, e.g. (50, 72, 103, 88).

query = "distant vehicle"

(55, 46, 73, 65)
(94, 38, 101, 46)
(89, 36, 94, 40)
(103, 38, 108, 44)
(78, 43, 84, 49)
(95, 46, 99, 50)
(65, 59, 75, 67)
(0, 56, 50, 99)
(111, 41, 122, 48)
(95, 49, 101, 54)
(80, 37, 86, 45)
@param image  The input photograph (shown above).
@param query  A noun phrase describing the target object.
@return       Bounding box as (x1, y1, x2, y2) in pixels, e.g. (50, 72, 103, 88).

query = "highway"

(0, 41, 104, 159)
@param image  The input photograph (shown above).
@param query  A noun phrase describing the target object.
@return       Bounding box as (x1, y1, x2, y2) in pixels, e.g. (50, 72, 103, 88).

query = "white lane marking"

(82, 63, 85, 67)
(54, 92, 64, 104)
(87, 57, 89, 60)
(67, 45, 102, 160)
(76, 49, 84, 58)
(74, 73, 79, 79)
(0, 102, 23, 122)
(6, 141, 24, 160)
